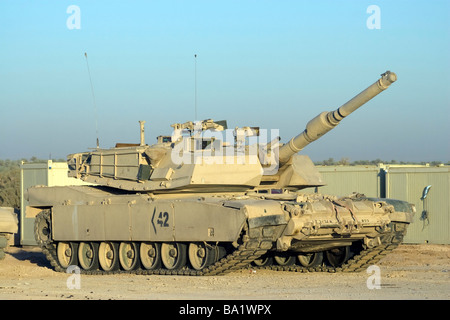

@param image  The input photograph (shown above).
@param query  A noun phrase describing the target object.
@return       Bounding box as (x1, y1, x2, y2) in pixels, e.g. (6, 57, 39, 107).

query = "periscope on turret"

(26, 71, 414, 275)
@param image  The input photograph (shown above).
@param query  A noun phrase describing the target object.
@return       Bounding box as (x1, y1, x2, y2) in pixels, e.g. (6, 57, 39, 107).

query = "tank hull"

(28, 185, 414, 275)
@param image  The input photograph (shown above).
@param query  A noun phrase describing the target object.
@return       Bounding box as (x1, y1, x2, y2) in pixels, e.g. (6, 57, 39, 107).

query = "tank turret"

(65, 71, 397, 193)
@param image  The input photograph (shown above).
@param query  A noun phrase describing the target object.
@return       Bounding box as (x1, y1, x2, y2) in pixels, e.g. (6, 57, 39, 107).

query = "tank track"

(253, 222, 408, 273)
(34, 210, 272, 276)
(35, 209, 407, 276)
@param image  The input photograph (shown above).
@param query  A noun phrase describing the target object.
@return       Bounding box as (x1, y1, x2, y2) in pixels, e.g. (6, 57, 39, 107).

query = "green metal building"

(384, 165, 449, 244)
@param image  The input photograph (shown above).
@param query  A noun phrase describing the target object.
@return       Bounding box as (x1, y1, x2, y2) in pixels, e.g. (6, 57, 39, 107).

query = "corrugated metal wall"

(304, 166, 381, 198)
(385, 166, 450, 244)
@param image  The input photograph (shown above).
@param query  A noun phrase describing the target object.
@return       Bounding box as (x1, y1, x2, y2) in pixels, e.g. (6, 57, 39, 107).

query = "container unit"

(20, 161, 92, 245)
(308, 165, 382, 198)
(385, 166, 450, 244)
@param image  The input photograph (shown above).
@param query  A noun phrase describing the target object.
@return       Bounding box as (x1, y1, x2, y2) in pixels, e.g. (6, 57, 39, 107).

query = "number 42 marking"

(151, 208, 170, 234)
(157, 212, 169, 227)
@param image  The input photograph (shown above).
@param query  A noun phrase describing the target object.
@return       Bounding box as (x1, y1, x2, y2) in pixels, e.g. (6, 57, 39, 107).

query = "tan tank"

(0, 207, 18, 260)
(27, 71, 415, 275)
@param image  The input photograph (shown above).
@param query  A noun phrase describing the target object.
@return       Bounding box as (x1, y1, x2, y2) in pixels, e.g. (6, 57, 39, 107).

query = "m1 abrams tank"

(27, 71, 414, 275)
(0, 207, 18, 260)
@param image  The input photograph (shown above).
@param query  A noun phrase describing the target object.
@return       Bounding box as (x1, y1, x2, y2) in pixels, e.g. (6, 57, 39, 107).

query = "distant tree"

(0, 157, 49, 208)
(338, 157, 350, 166)
(322, 158, 335, 166)
(0, 167, 20, 208)
(369, 158, 383, 165)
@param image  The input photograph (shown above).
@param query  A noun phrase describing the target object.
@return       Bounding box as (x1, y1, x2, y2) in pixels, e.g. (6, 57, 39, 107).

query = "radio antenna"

(84, 52, 100, 148)
(194, 54, 198, 121)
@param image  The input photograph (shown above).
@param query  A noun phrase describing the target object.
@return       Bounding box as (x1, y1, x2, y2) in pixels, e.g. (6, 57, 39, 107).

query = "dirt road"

(0, 244, 449, 301)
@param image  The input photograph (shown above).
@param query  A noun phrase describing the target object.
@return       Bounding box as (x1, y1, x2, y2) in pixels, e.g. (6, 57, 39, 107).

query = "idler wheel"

(297, 252, 323, 268)
(78, 242, 99, 271)
(57, 242, 78, 269)
(325, 246, 350, 267)
(118, 242, 140, 271)
(99, 242, 120, 271)
(34, 210, 52, 246)
(161, 242, 187, 270)
(140, 242, 161, 270)
(188, 242, 215, 271)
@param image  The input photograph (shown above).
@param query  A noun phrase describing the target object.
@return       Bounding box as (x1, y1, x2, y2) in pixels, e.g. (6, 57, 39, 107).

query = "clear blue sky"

(1, 0, 449, 162)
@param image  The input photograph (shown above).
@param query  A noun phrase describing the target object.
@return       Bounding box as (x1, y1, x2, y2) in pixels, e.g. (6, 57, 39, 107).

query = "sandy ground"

(0, 244, 449, 301)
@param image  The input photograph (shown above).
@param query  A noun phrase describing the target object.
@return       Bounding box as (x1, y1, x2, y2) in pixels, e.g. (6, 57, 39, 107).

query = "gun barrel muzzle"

(278, 71, 397, 165)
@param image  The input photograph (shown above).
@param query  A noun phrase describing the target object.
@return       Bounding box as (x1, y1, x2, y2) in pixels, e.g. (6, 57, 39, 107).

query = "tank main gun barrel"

(278, 71, 397, 166)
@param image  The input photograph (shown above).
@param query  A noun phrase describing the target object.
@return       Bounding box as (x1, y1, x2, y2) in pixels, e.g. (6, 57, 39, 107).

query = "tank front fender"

(366, 198, 415, 223)
(223, 199, 289, 243)
(223, 200, 289, 227)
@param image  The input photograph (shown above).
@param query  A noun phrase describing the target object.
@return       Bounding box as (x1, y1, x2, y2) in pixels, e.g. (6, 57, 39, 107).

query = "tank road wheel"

(325, 246, 350, 267)
(252, 253, 274, 267)
(118, 242, 140, 271)
(98, 242, 120, 272)
(57, 242, 78, 269)
(78, 242, 99, 271)
(297, 252, 323, 268)
(188, 242, 215, 271)
(161, 242, 187, 270)
(140, 242, 161, 270)
(274, 253, 296, 266)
